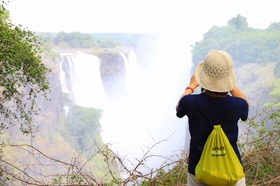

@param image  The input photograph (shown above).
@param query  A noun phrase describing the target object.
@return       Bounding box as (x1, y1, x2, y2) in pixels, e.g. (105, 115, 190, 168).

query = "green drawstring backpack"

(195, 98, 245, 186)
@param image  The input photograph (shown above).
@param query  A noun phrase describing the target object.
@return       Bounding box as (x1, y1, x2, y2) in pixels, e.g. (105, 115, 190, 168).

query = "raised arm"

(230, 86, 249, 106)
(176, 74, 199, 111)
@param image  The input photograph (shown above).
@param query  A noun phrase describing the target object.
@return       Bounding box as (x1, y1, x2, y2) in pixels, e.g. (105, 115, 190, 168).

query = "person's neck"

(204, 90, 228, 98)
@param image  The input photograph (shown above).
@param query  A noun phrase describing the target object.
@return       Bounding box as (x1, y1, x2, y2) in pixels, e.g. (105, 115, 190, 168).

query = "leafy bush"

(240, 105, 280, 185)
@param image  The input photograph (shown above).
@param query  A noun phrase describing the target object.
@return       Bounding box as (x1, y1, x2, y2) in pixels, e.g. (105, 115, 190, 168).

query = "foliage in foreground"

(241, 106, 280, 185)
(140, 157, 188, 186)
(0, 1, 50, 134)
(1, 106, 279, 185)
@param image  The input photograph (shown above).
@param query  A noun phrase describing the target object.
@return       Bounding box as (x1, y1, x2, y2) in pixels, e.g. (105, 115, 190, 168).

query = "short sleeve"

(239, 98, 249, 121)
(176, 95, 194, 118)
(176, 96, 187, 118)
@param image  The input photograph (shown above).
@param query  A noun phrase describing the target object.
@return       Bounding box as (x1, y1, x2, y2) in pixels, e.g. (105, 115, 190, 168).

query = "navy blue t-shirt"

(176, 93, 249, 175)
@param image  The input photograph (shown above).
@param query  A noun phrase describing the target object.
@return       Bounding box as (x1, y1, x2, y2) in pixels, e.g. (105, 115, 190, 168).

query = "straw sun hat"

(195, 49, 236, 92)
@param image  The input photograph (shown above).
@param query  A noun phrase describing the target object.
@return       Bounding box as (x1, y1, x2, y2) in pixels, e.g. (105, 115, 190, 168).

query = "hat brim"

(195, 61, 236, 92)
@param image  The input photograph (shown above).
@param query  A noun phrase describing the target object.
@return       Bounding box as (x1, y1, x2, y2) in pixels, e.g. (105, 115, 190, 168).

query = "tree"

(64, 105, 102, 151)
(0, 1, 50, 134)
(191, 15, 280, 68)
(267, 22, 280, 32)
(265, 79, 280, 108)
(227, 14, 249, 30)
(53, 31, 99, 48)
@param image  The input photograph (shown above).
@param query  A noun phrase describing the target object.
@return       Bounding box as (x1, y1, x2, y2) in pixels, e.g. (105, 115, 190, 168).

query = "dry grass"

(243, 144, 280, 185)
(241, 106, 280, 186)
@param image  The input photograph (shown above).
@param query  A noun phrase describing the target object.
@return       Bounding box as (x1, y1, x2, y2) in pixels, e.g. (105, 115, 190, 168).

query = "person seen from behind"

(176, 49, 249, 186)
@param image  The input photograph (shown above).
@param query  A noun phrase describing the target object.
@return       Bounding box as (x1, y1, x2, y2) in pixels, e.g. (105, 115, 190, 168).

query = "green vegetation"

(191, 14, 280, 69)
(0, 1, 119, 185)
(265, 79, 280, 107)
(60, 104, 121, 184)
(1, 3, 280, 184)
(54, 32, 98, 48)
(242, 106, 280, 185)
(38, 32, 156, 49)
(191, 14, 280, 113)
(39, 32, 119, 48)
(63, 105, 102, 151)
(140, 158, 188, 186)
(0, 1, 50, 134)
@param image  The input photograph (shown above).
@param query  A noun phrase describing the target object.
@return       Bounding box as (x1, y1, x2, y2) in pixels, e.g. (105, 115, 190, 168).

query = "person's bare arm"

(176, 74, 199, 110)
(230, 86, 249, 106)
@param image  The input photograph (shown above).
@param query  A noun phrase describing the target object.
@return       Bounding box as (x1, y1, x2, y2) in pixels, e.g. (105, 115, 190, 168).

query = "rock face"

(97, 52, 127, 98)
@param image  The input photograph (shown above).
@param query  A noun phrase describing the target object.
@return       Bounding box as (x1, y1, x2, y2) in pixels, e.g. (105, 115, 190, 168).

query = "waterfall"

(59, 41, 191, 173)
(119, 50, 139, 96)
(59, 53, 76, 102)
(59, 52, 106, 109)
(100, 39, 191, 171)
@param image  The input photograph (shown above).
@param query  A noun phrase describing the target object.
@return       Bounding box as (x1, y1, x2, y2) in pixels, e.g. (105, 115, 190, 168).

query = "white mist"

(59, 33, 193, 174)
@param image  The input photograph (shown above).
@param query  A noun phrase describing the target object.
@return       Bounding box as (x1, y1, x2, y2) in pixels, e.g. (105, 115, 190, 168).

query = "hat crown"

(203, 50, 233, 79)
(195, 49, 236, 92)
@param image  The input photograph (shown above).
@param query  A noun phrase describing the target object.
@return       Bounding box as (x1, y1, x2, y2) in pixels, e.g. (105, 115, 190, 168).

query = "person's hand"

(176, 74, 200, 110)
(189, 74, 199, 89)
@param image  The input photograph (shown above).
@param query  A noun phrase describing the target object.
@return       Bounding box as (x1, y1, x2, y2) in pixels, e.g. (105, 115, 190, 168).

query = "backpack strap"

(195, 96, 238, 126)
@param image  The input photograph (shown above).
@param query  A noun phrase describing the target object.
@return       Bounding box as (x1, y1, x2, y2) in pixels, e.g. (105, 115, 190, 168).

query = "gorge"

(58, 37, 192, 172)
